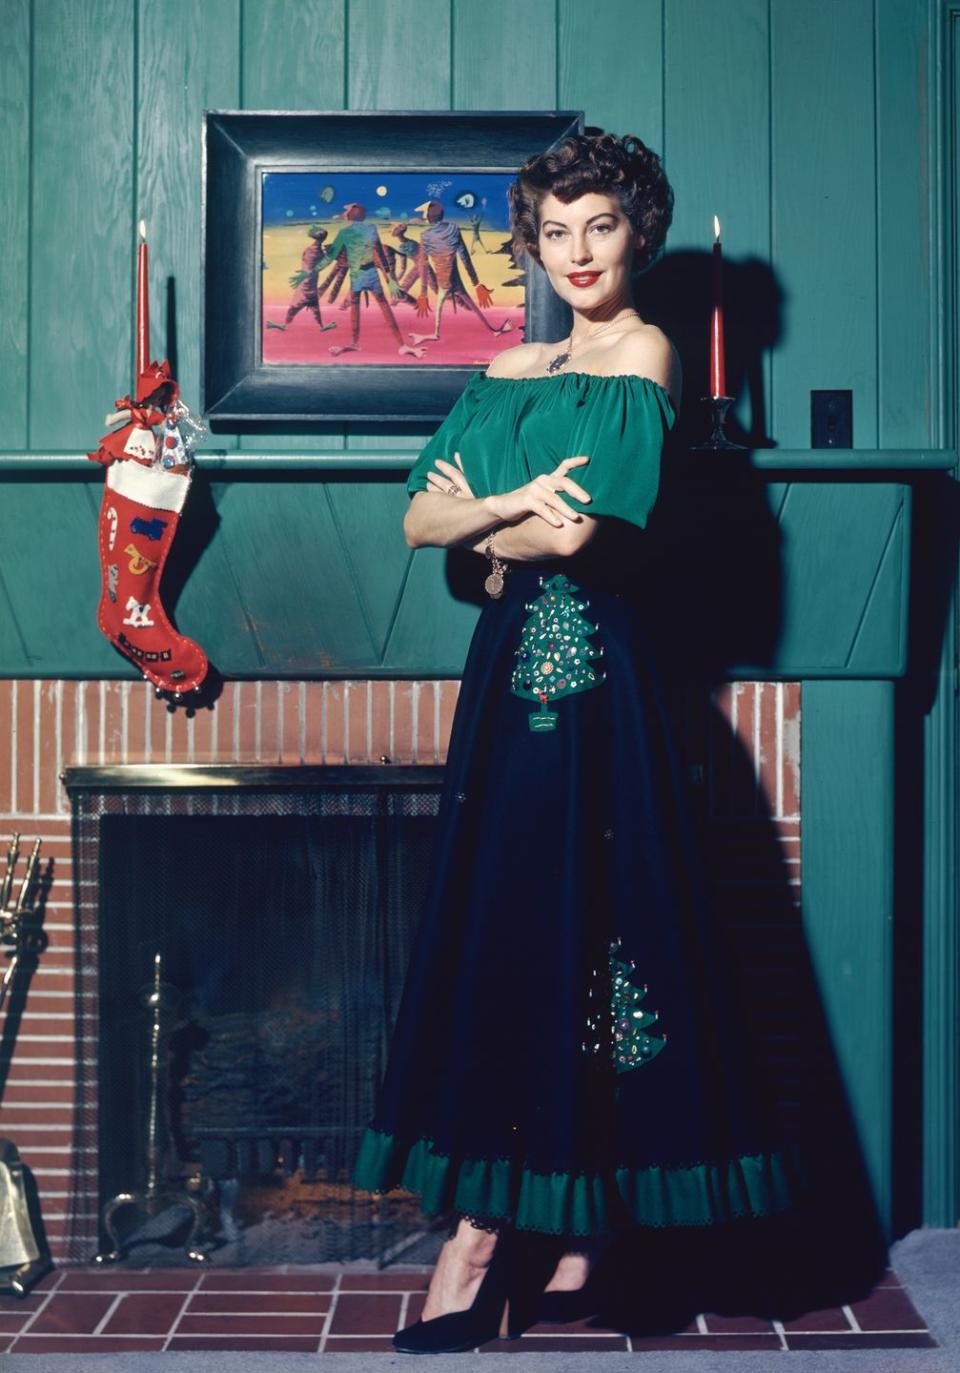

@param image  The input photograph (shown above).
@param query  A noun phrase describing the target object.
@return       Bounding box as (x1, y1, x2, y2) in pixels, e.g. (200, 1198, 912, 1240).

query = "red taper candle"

(136, 219, 149, 380)
(710, 214, 727, 398)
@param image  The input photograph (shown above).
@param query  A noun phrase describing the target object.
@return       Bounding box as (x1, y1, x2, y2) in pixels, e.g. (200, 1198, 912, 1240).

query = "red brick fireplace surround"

(0, 676, 800, 1267)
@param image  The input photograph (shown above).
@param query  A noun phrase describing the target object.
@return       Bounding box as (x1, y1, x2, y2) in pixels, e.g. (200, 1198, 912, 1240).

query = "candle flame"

(713, 214, 721, 240)
(138, 219, 147, 241)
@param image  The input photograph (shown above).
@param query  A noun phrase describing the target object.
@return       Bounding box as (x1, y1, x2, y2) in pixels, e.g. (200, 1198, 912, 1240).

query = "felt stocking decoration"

(96, 453, 208, 696)
(91, 380, 209, 698)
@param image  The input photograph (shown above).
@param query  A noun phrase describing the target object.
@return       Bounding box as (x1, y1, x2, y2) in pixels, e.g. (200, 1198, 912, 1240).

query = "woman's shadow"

(562, 247, 956, 1331)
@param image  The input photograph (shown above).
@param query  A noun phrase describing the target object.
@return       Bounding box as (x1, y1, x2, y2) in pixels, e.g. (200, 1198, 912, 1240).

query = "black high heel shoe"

(536, 1270, 603, 1324)
(535, 1240, 609, 1324)
(392, 1223, 564, 1352)
(393, 1223, 515, 1353)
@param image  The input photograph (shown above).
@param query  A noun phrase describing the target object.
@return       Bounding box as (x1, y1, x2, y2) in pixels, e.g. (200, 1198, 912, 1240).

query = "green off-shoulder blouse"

(405, 369, 677, 531)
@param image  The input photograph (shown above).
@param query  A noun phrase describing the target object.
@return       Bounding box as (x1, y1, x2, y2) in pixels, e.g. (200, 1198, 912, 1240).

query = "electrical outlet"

(811, 390, 852, 448)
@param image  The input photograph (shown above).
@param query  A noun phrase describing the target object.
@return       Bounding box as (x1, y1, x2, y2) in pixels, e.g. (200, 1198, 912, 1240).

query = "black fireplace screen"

(69, 783, 443, 1266)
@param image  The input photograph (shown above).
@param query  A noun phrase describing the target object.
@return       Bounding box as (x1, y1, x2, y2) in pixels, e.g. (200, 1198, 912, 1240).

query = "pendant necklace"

(545, 311, 642, 375)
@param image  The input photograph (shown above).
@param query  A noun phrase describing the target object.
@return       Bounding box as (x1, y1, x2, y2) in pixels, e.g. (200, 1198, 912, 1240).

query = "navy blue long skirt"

(353, 539, 805, 1237)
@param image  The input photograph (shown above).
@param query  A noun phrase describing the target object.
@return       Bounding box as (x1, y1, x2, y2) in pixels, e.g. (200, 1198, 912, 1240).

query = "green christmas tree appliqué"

(509, 573, 606, 732)
(583, 937, 668, 1075)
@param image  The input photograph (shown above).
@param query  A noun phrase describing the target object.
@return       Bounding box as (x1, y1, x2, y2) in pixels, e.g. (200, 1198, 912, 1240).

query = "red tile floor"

(0, 1263, 937, 1355)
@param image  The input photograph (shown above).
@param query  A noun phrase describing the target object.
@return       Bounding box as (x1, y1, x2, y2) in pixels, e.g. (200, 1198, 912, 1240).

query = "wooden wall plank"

(325, 482, 422, 659)
(31, 0, 135, 449)
(876, 0, 934, 446)
(139, 0, 240, 442)
(348, 0, 449, 110)
(453, 0, 555, 110)
(758, 482, 908, 675)
(242, 0, 346, 108)
(664, 0, 769, 438)
(177, 481, 380, 671)
(0, 484, 111, 672)
(802, 679, 894, 1237)
(558, 0, 662, 144)
(0, 0, 30, 448)
(771, 0, 877, 447)
(844, 495, 907, 673)
(239, 0, 348, 453)
(169, 481, 279, 676)
(384, 544, 478, 674)
(921, 0, 959, 1233)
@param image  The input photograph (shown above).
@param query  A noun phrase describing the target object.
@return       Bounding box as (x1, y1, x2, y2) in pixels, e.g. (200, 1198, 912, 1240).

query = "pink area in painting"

(262, 301, 524, 367)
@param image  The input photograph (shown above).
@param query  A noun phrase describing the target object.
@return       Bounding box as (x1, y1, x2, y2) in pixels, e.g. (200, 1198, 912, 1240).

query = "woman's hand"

(426, 453, 591, 529)
(426, 452, 475, 499)
(490, 456, 592, 528)
(420, 450, 592, 566)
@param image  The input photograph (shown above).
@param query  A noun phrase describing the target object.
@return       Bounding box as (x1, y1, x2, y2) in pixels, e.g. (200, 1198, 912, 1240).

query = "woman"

(351, 131, 802, 1354)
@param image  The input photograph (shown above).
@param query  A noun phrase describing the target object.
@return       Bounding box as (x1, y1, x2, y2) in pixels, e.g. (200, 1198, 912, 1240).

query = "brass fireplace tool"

(0, 832, 53, 1296)
(0, 833, 42, 1013)
(93, 951, 211, 1265)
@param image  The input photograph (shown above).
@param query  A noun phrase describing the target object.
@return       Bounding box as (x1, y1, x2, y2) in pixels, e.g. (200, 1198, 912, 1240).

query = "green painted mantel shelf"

(0, 449, 954, 680)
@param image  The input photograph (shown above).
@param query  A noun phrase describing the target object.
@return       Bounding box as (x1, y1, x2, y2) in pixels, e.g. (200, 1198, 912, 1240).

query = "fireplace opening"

(68, 773, 445, 1266)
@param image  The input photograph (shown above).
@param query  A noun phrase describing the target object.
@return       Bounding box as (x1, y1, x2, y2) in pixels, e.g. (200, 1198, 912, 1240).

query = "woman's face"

(536, 190, 642, 311)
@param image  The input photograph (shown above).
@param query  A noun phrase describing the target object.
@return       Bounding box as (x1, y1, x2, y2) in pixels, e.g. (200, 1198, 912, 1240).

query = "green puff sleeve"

(556, 375, 677, 531)
(405, 371, 485, 499)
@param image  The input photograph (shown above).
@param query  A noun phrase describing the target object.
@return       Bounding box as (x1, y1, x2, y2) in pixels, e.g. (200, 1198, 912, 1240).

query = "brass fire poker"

(0, 832, 19, 912)
(0, 833, 52, 1296)
(0, 834, 41, 1014)
(93, 951, 211, 1265)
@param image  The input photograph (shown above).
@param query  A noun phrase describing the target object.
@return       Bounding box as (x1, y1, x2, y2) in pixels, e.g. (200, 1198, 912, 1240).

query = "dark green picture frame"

(201, 109, 583, 426)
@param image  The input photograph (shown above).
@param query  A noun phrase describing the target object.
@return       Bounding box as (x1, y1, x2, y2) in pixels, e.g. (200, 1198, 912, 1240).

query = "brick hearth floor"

(0, 1264, 938, 1354)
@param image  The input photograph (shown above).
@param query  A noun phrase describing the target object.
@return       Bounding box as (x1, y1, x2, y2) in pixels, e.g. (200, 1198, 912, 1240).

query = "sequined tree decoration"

(509, 573, 606, 732)
(583, 936, 668, 1075)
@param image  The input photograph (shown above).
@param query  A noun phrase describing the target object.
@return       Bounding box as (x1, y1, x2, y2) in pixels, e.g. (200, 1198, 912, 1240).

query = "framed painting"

(201, 110, 582, 424)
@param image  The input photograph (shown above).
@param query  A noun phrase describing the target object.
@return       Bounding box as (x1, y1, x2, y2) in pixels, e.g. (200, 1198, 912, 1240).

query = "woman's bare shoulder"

(616, 326, 682, 407)
(483, 342, 548, 379)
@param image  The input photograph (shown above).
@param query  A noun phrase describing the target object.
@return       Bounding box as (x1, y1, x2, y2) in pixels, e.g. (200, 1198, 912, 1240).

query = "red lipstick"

(567, 272, 601, 287)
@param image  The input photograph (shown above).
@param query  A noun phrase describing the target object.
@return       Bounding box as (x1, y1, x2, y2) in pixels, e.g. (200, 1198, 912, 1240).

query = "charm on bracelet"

(484, 532, 507, 599)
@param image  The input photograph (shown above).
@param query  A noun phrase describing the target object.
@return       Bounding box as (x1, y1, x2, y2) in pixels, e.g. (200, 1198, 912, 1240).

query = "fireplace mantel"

(0, 446, 953, 679)
(0, 448, 954, 471)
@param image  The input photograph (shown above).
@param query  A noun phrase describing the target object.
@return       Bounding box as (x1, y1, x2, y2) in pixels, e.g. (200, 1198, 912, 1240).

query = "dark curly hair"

(507, 129, 673, 276)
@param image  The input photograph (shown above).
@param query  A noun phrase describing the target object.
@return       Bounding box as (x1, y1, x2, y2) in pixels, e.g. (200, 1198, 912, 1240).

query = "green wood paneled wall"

(0, 0, 936, 454)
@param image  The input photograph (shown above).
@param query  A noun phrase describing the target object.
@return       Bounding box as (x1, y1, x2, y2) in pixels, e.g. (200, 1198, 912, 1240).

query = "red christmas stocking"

(96, 455, 208, 697)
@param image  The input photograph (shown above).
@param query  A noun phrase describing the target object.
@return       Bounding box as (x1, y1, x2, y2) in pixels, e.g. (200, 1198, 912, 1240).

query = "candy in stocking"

(96, 453, 208, 697)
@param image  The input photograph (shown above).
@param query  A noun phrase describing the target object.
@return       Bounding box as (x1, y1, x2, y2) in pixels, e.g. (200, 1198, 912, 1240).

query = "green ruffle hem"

(352, 1126, 804, 1236)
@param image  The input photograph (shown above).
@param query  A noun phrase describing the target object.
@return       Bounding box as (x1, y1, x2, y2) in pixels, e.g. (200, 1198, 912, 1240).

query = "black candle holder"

(690, 394, 749, 451)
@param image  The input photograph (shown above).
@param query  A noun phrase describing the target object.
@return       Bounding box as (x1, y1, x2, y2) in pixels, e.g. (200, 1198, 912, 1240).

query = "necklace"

(545, 311, 642, 374)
